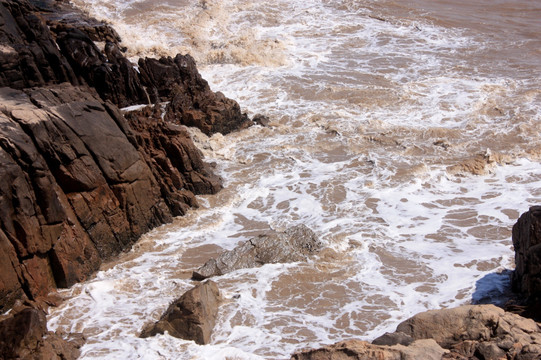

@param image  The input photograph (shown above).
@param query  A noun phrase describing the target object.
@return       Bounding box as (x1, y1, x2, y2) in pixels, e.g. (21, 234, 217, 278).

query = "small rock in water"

(253, 113, 271, 127)
(192, 224, 322, 280)
(140, 280, 221, 345)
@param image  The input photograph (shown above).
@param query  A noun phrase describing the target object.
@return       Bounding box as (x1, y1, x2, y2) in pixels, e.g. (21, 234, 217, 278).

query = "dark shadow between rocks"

(471, 269, 513, 307)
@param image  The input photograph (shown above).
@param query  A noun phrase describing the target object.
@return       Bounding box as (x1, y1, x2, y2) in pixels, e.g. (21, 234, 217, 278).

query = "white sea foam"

(49, 0, 541, 358)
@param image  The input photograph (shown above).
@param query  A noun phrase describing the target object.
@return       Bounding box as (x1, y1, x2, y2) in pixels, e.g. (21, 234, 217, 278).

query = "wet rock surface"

(0, 84, 221, 311)
(293, 304, 541, 360)
(0, 0, 251, 312)
(396, 304, 541, 359)
(0, 301, 83, 360)
(511, 206, 541, 321)
(192, 224, 323, 280)
(140, 280, 221, 345)
(292, 338, 445, 360)
(0, 0, 252, 127)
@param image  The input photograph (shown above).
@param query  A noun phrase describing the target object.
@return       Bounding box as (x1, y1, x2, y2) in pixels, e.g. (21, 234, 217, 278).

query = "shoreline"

(1, 1, 540, 359)
(0, 0, 250, 313)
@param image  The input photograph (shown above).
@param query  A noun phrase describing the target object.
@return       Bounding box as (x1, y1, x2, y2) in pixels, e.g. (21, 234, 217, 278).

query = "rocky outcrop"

(150, 55, 252, 135)
(123, 105, 221, 215)
(0, 83, 223, 312)
(0, 0, 254, 312)
(292, 339, 445, 360)
(292, 305, 541, 360)
(394, 304, 541, 359)
(140, 280, 221, 345)
(0, 0, 252, 132)
(512, 206, 541, 321)
(0, 301, 83, 360)
(192, 224, 322, 280)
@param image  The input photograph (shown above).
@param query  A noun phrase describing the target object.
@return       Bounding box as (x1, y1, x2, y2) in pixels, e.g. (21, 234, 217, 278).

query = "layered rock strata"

(192, 224, 322, 280)
(0, 0, 251, 312)
(140, 280, 221, 345)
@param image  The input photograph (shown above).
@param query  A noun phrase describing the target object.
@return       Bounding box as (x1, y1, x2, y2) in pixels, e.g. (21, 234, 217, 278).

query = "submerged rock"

(140, 280, 221, 345)
(192, 224, 322, 280)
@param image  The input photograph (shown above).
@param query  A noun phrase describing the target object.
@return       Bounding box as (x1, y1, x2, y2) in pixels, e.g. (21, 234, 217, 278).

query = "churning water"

(49, 1, 541, 358)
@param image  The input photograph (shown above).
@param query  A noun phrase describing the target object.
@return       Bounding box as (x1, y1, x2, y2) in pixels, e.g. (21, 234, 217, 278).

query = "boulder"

(395, 304, 541, 359)
(293, 305, 541, 360)
(291, 339, 445, 360)
(512, 206, 541, 320)
(0, 302, 83, 360)
(292, 305, 541, 360)
(192, 224, 322, 280)
(140, 280, 221, 345)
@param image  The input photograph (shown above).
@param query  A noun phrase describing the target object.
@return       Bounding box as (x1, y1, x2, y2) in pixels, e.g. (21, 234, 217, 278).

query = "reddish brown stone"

(0, 303, 82, 360)
(140, 281, 221, 345)
(0, 0, 247, 315)
(0, 230, 24, 313)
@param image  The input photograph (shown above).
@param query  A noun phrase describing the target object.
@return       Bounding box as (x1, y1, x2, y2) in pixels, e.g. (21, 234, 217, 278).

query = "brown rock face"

(0, 0, 78, 89)
(0, 302, 83, 360)
(0, 0, 252, 312)
(140, 280, 221, 345)
(138, 54, 252, 135)
(394, 305, 541, 359)
(123, 105, 222, 212)
(192, 224, 322, 280)
(0, 0, 252, 131)
(0, 84, 221, 311)
(512, 206, 541, 312)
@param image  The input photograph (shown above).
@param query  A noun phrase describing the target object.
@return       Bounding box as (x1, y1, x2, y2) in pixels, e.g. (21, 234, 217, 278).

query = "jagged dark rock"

(0, 301, 83, 360)
(140, 280, 221, 345)
(123, 104, 222, 215)
(0, 83, 223, 311)
(0, 0, 255, 312)
(137, 54, 252, 135)
(192, 224, 322, 280)
(511, 206, 541, 321)
(0, 0, 253, 131)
